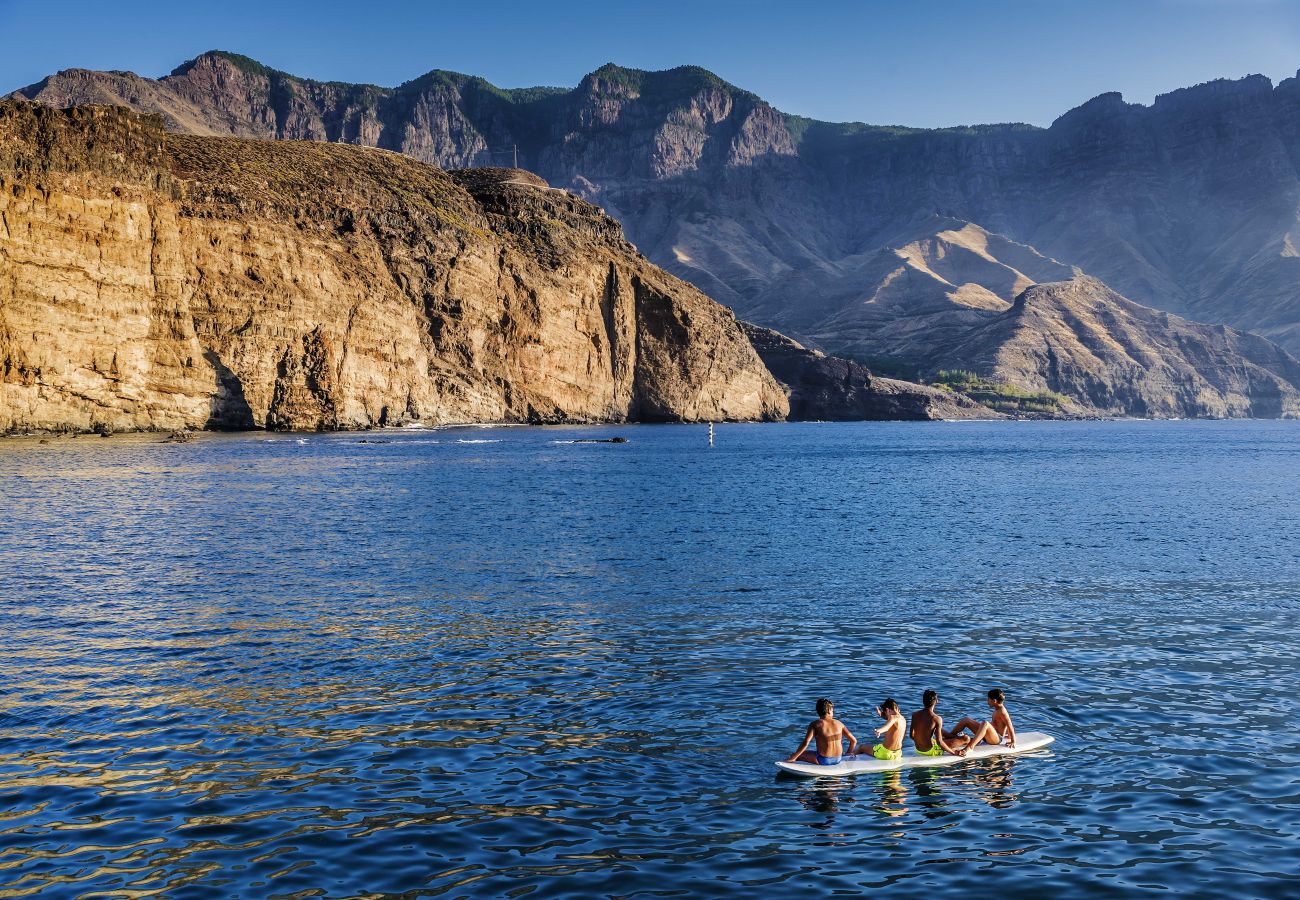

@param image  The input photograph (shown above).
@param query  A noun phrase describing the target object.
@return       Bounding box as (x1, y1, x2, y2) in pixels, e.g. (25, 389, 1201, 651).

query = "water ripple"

(0, 422, 1298, 896)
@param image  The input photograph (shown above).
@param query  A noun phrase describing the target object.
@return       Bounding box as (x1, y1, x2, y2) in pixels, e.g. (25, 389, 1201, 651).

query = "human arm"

(788, 724, 815, 762)
(1004, 711, 1016, 749)
(842, 725, 858, 756)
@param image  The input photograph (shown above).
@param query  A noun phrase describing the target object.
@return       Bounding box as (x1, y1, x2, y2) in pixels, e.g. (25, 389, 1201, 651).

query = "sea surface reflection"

(1, 421, 1298, 896)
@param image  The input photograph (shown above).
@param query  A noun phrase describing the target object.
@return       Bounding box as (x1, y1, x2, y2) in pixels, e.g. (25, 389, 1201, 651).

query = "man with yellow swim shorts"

(910, 689, 968, 757)
(869, 698, 907, 760)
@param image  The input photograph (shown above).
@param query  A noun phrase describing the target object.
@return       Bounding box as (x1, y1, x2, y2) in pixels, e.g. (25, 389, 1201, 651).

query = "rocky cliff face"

(15, 52, 1300, 417)
(741, 323, 995, 421)
(0, 102, 787, 432)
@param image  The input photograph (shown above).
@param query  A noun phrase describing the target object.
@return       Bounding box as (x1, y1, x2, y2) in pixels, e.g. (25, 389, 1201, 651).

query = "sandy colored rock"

(0, 102, 786, 432)
(941, 278, 1300, 419)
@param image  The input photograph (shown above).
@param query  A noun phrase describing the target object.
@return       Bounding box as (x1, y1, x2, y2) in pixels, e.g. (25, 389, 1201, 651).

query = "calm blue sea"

(1, 421, 1298, 897)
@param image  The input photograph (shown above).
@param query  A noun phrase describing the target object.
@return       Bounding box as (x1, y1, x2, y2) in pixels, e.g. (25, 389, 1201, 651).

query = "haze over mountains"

(10, 51, 1300, 419)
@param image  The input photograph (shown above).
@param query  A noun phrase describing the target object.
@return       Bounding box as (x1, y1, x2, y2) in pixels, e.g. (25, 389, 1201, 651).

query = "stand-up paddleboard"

(774, 731, 1055, 778)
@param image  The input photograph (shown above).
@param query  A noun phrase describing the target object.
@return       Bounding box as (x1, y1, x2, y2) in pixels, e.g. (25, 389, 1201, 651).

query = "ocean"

(1, 420, 1298, 897)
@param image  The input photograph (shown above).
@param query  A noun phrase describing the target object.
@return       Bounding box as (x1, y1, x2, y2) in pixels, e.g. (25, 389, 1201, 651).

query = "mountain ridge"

(12, 52, 1300, 418)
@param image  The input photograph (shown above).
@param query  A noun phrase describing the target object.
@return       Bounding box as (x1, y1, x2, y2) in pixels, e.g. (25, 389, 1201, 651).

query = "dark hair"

(988, 688, 1005, 703)
(923, 689, 937, 708)
(881, 698, 899, 713)
(816, 698, 833, 717)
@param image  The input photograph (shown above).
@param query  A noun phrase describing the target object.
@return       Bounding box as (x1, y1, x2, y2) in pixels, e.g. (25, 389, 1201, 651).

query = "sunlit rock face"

(0, 102, 787, 432)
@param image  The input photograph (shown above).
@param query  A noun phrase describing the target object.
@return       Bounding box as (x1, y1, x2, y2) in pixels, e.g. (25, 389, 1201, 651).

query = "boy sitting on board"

(788, 698, 858, 765)
(945, 688, 1017, 751)
(870, 698, 907, 760)
(910, 689, 968, 757)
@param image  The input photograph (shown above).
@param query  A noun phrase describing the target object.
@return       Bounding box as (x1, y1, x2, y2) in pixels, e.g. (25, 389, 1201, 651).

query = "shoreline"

(5, 415, 1299, 446)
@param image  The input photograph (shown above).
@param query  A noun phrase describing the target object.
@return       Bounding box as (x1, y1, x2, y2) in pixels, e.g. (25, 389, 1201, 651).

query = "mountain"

(15, 51, 1300, 355)
(742, 218, 1081, 363)
(0, 101, 788, 432)
(12, 52, 1300, 418)
(742, 217, 1300, 417)
(930, 277, 1300, 418)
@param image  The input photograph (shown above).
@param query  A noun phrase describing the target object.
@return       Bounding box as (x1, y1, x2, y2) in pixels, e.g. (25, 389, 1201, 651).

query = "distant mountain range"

(11, 51, 1300, 418)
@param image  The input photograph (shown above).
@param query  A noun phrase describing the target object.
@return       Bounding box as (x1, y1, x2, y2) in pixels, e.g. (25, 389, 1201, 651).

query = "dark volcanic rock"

(742, 323, 995, 421)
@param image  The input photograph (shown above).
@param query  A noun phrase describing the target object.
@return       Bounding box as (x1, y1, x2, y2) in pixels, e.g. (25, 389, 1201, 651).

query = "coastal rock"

(741, 323, 995, 420)
(0, 102, 787, 433)
(15, 53, 1300, 416)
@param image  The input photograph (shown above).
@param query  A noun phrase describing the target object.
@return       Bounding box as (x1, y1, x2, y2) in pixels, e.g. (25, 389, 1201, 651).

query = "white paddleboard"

(774, 731, 1055, 778)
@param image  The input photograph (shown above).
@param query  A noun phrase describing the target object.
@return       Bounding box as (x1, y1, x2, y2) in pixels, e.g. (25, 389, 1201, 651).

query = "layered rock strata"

(0, 102, 787, 432)
(17, 52, 1300, 358)
(19, 53, 1300, 419)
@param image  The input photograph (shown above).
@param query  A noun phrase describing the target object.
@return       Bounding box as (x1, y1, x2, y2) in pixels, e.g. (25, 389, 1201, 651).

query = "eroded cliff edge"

(0, 102, 787, 432)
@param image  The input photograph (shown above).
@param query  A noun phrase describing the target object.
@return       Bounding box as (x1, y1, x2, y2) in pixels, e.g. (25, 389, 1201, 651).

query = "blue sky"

(2, 0, 1298, 127)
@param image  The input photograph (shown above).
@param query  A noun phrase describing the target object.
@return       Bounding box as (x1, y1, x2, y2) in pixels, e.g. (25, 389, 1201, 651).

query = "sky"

(2, 0, 1299, 128)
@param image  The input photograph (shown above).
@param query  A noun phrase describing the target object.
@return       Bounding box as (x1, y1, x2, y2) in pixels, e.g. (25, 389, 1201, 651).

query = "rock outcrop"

(18, 52, 1300, 358)
(936, 278, 1300, 419)
(742, 219, 1300, 418)
(15, 53, 1300, 418)
(741, 323, 995, 421)
(0, 102, 787, 432)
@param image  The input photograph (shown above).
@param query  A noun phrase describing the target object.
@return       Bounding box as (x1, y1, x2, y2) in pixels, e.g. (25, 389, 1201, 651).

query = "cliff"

(740, 323, 995, 421)
(19, 52, 1300, 359)
(0, 101, 787, 432)
(16, 53, 1300, 418)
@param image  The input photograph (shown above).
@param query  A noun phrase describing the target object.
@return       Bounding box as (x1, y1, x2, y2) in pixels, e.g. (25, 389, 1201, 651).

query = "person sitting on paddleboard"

(910, 689, 968, 757)
(787, 698, 859, 765)
(870, 699, 907, 761)
(945, 688, 1017, 751)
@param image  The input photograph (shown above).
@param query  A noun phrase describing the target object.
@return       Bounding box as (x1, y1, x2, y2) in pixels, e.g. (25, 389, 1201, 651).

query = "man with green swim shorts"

(910, 689, 968, 757)
(869, 699, 907, 760)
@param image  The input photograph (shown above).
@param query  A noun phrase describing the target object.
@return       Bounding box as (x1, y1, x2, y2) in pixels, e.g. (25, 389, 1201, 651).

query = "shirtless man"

(788, 698, 859, 765)
(945, 688, 1017, 752)
(869, 698, 907, 761)
(910, 689, 968, 757)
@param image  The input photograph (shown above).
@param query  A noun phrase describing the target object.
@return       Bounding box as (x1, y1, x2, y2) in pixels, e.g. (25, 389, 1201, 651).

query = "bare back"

(991, 705, 1014, 739)
(910, 709, 941, 751)
(809, 717, 847, 756)
(878, 712, 906, 751)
